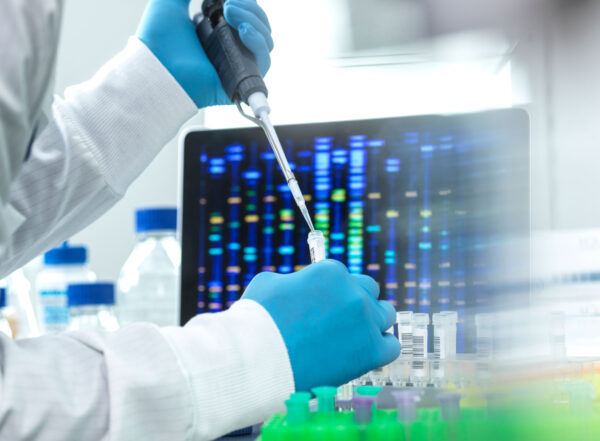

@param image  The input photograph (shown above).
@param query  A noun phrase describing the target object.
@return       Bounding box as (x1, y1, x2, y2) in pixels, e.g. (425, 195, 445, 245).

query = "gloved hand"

(242, 260, 400, 392)
(136, 0, 274, 108)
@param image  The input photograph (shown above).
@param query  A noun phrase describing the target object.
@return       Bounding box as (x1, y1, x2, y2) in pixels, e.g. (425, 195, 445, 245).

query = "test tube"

(439, 311, 458, 357)
(397, 311, 413, 358)
(432, 313, 447, 360)
(549, 312, 566, 360)
(411, 313, 429, 386)
(432, 311, 458, 384)
(353, 395, 376, 424)
(336, 383, 353, 410)
(356, 385, 382, 397)
(437, 393, 463, 421)
(285, 392, 311, 425)
(475, 313, 492, 359)
(369, 324, 395, 386)
(391, 390, 420, 422)
(312, 386, 337, 414)
(307, 230, 326, 263)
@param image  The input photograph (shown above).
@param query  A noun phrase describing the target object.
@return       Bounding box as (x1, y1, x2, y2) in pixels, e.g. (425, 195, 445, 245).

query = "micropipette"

(194, 0, 316, 238)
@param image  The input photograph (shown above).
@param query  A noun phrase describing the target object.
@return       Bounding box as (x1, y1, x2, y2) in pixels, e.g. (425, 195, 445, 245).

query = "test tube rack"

(258, 385, 600, 441)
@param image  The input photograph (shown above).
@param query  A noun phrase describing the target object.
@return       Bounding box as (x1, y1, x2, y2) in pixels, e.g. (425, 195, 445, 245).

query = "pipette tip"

(301, 206, 315, 232)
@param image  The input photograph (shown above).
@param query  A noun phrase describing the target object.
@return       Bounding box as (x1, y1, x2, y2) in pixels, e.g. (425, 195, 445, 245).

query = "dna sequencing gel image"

(193, 117, 529, 353)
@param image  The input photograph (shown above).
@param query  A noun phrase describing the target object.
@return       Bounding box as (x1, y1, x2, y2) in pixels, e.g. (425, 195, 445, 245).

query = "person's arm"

(0, 299, 294, 441)
(0, 0, 273, 278)
(0, 0, 64, 253)
(0, 259, 398, 441)
(0, 37, 197, 277)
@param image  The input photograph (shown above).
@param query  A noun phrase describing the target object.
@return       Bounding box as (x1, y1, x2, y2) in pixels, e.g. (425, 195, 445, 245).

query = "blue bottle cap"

(0, 288, 5, 308)
(67, 283, 115, 307)
(44, 243, 87, 265)
(135, 207, 177, 233)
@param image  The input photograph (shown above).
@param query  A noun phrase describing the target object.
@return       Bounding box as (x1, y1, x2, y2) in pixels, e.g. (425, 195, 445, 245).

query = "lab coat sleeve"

(0, 299, 294, 441)
(0, 37, 198, 278)
(0, 0, 63, 250)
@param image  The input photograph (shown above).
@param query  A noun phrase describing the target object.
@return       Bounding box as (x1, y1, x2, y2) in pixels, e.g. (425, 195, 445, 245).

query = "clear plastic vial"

(411, 312, 430, 385)
(433, 311, 458, 360)
(117, 208, 180, 326)
(36, 243, 96, 334)
(307, 230, 326, 263)
(475, 313, 493, 359)
(68, 283, 119, 332)
(397, 311, 414, 357)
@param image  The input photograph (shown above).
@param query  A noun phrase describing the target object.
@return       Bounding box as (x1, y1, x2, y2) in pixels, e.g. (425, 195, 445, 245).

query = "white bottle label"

(40, 290, 69, 331)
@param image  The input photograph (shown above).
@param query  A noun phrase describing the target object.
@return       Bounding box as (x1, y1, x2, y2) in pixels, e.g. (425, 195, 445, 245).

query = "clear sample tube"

(432, 313, 447, 360)
(432, 312, 445, 383)
(432, 311, 458, 383)
(397, 311, 414, 357)
(391, 390, 420, 422)
(475, 313, 492, 359)
(353, 395, 376, 424)
(475, 313, 493, 384)
(369, 323, 394, 386)
(549, 312, 566, 360)
(439, 311, 458, 357)
(336, 383, 353, 410)
(437, 393, 463, 421)
(307, 230, 326, 263)
(411, 313, 430, 385)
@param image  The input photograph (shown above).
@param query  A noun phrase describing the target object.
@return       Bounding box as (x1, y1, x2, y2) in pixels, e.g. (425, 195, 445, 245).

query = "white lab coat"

(0, 2, 294, 440)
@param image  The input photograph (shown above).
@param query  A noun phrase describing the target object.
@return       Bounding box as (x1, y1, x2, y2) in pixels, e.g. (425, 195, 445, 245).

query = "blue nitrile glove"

(136, 0, 274, 108)
(242, 260, 400, 392)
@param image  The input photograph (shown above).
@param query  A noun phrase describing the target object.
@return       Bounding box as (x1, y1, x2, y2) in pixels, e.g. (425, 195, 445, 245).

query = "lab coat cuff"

(56, 37, 197, 194)
(161, 299, 294, 440)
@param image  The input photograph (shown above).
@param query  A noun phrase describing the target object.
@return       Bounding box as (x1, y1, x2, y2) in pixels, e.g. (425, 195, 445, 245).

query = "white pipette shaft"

(237, 93, 316, 233)
(256, 110, 315, 233)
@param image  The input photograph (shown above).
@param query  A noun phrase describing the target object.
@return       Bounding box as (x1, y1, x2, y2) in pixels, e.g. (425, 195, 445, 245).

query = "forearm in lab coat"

(0, 38, 197, 278)
(0, 299, 294, 441)
(0, 0, 64, 251)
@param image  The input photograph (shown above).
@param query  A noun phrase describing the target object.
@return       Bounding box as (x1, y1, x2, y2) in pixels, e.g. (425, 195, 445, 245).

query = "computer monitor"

(180, 109, 529, 352)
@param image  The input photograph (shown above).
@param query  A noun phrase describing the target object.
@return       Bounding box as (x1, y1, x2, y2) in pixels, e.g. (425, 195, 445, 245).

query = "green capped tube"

(312, 386, 337, 414)
(285, 392, 311, 425)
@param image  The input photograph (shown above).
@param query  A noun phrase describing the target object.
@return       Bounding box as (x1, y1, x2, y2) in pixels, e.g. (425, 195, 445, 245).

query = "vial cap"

(397, 311, 413, 324)
(440, 311, 458, 323)
(44, 242, 87, 265)
(135, 207, 177, 233)
(413, 312, 430, 326)
(68, 283, 115, 307)
(433, 312, 457, 326)
(0, 287, 5, 308)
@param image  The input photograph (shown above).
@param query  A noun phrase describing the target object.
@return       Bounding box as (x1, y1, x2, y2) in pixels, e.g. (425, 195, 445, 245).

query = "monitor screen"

(181, 110, 530, 352)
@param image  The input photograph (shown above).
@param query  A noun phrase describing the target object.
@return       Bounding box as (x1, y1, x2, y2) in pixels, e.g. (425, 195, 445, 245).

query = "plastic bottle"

(36, 243, 96, 334)
(0, 287, 13, 337)
(117, 208, 180, 326)
(67, 283, 119, 332)
(4, 268, 40, 338)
